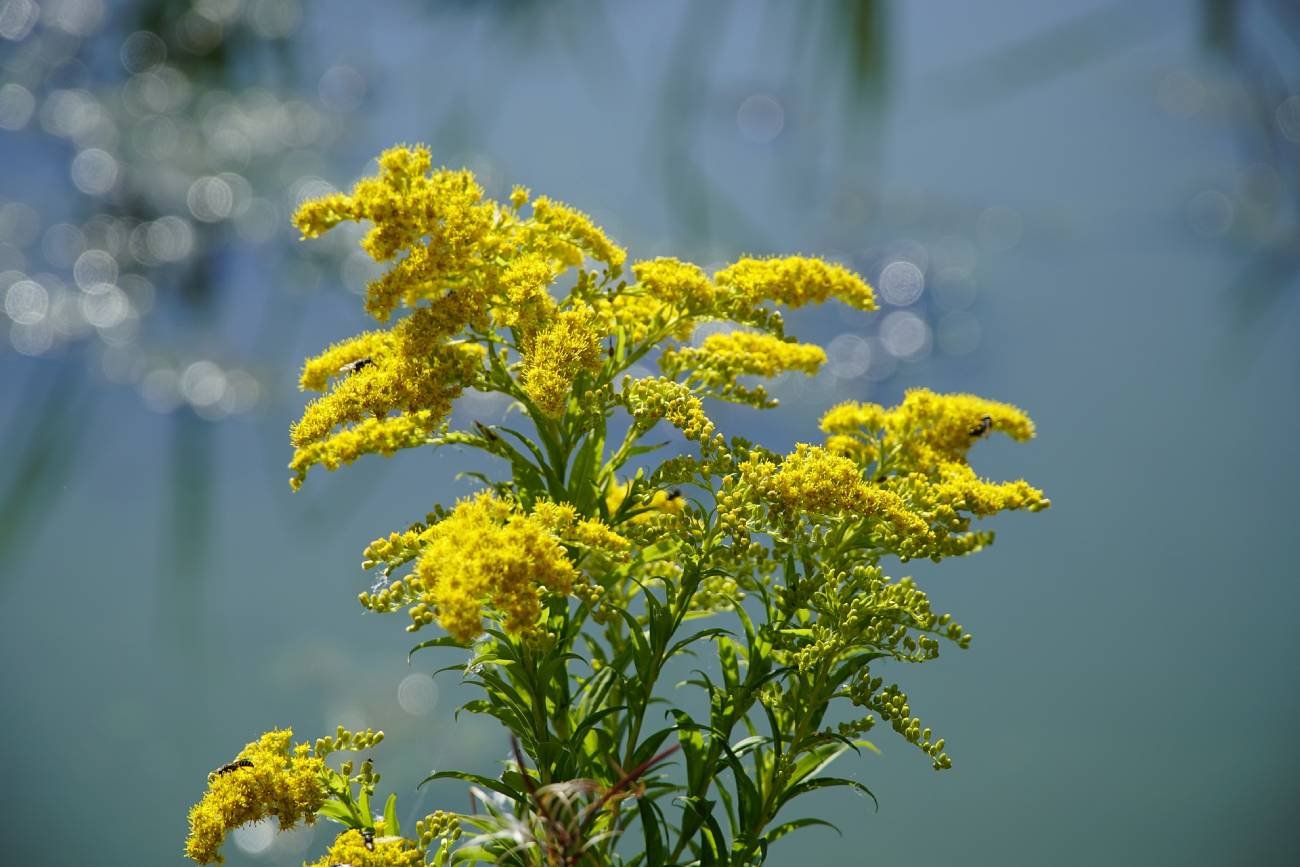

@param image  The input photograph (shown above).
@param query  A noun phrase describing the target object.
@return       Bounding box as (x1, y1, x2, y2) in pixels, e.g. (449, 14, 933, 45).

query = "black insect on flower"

(206, 758, 253, 783)
(968, 415, 993, 438)
(338, 357, 375, 376)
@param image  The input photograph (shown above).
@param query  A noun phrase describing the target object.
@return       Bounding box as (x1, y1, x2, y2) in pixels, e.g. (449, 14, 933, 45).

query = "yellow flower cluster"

(287, 145, 646, 487)
(821, 388, 1037, 472)
(714, 255, 876, 312)
(530, 195, 627, 270)
(814, 389, 1049, 560)
(288, 146, 895, 492)
(737, 444, 931, 553)
(660, 330, 825, 407)
(185, 729, 325, 864)
(530, 500, 631, 557)
(360, 493, 578, 641)
(292, 311, 485, 447)
(288, 308, 486, 487)
(295, 149, 498, 319)
(306, 827, 424, 867)
(632, 257, 716, 312)
(493, 252, 559, 336)
(598, 291, 681, 344)
(521, 306, 605, 417)
(289, 411, 433, 490)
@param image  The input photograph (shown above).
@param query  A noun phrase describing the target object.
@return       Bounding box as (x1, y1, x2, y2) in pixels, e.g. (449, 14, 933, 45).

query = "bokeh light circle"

(70, 148, 119, 195)
(5, 278, 48, 324)
(0, 83, 35, 130)
(826, 333, 870, 379)
(737, 93, 785, 143)
(878, 260, 925, 306)
(880, 310, 932, 361)
(397, 673, 439, 717)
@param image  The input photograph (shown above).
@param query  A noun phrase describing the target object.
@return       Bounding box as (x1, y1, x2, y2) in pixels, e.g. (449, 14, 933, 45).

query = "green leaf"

(789, 742, 852, 786)
(450, 844, 499, 862)
(666, 627, 732, 661)
(418, 770, 524, 804)
(717, 636, 740, 690)
(639, 798, 668, 867)
(630, 725, 677, 768)
(316, 799, 363, 828)
(408, 635, 469, 663)
(669, 710, 708, 792)
(382, 792, 399, 836)
(357, 786, 372, 827)
(778, 776, 878, 812)
(762, 817, 841, 845)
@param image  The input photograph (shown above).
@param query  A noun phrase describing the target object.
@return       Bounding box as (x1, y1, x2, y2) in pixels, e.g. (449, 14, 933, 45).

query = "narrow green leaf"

(763, 817, 841, 845)
(408, 635, 469, 663)
(418, 770, 524, 804)
(639, 798, 668, 866)
(383, 792, 399, 836)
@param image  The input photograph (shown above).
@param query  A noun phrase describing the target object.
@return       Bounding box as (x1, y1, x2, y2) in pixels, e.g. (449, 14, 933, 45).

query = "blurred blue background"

(1, 1, 1298, 865)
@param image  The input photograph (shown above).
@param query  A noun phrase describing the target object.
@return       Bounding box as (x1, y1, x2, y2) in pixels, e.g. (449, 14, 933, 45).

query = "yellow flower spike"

(661, 330, 826, 407)
(631, 257, 716, 311)
(603, 291, 682, 343)
(531, 196, 626, 269)
(715, 255, 876, 311)
(298, 330, 394, 392)
(696, 331, 826, 377)
(821, 389, 1039, 474)
(288, 324, 485, 485)
(377, 143, 433, 182)
(520, 306, 605, 417)
(819, 400, 888, 436)
(289, 411, 438, 490)
(293, 192, 360, 239)
(185, 729, 326, 865)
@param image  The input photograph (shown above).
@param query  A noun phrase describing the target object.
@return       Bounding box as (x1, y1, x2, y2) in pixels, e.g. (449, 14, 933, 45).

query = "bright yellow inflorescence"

(288, 145, 874, 489)
(714, 255, 877, 312)
(521, 306, 605, 417)
(821, 388, 1038, 472)
(184, 729, 326, 864)
(306, 826, 424, 867)
(660, 331, 826, 407)
(359, 493, 579, 642)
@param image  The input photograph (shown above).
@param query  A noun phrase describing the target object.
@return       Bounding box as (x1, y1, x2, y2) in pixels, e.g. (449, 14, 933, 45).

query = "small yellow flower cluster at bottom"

(306, 826, 424, 867)
(184, 729, 325, 865)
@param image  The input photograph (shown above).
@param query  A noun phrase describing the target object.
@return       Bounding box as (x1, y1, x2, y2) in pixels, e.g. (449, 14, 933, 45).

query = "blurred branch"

(0, 363, 93, 574)
(927, 1, 1163, 108)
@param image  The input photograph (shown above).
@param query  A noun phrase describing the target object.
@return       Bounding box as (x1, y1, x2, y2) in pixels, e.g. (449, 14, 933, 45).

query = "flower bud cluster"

(416, 811, 463, 849)
(313, 725, 385, 762)
(854, 681, 952, 770)
(621, 376, 719, 444)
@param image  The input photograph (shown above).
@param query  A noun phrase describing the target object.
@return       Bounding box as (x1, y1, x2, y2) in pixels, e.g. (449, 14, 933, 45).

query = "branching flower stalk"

(183, 145, 1049, 866)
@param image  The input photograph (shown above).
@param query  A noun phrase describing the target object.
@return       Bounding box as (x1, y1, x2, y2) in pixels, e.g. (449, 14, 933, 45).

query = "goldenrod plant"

(185, 145, 1048, 865)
